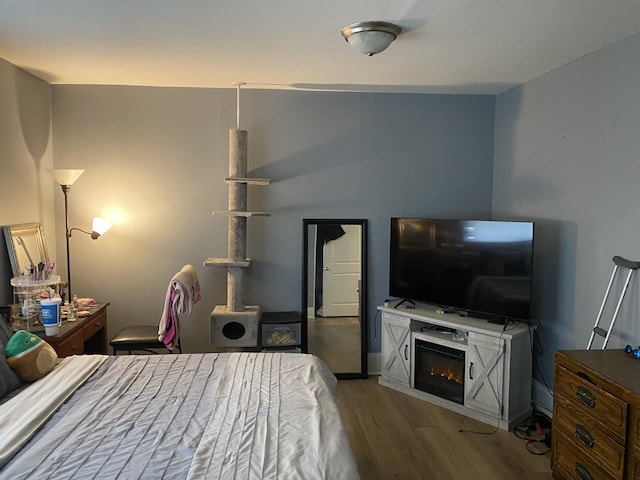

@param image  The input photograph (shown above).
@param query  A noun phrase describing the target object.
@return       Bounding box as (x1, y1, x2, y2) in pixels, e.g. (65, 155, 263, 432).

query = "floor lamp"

(48, 169, 111, 300)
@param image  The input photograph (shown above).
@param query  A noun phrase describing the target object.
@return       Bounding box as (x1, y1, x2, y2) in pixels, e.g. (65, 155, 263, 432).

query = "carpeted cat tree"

(205, 83, 270, 348)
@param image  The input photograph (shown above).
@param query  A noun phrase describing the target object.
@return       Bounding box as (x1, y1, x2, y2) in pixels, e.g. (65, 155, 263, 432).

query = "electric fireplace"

(379, 307, 534, 432)
(413, 337, 465, 404)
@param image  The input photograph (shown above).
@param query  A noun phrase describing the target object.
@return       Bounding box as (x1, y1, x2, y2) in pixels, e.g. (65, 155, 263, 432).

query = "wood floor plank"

(336, 376, 552, 480)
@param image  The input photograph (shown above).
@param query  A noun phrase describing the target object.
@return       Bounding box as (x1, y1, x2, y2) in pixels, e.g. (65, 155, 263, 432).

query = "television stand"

(378, 303, 533, 431)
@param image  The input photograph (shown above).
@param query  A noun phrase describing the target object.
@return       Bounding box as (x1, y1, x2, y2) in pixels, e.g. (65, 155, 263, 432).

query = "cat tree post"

(227, 129, 248, 312)
(205, 84, 270, 348)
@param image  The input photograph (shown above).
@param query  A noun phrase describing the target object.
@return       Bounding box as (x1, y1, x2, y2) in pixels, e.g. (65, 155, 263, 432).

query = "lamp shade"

(48, 169, 85, 186)
(92, 217, 112, 237)
(341, 21, 401, 56)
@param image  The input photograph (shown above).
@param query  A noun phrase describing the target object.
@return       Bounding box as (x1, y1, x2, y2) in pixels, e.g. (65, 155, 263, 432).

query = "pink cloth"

(158, 264, 201, 350)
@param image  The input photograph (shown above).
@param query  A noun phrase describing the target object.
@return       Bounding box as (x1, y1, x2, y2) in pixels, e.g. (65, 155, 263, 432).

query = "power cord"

(528, 315, 553, 397)
(512, 412, 551, 455)
(459, 424, 499, 435)
(372, 308, 380, 343)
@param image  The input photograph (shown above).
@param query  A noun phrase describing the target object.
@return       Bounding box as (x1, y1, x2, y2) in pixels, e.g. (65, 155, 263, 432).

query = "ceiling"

(1, 0, 640, 95)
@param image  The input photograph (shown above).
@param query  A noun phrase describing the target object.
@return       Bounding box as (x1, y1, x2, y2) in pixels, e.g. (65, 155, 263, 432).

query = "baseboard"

(368, 352, 381, 376)
(531, 378, 553, 419)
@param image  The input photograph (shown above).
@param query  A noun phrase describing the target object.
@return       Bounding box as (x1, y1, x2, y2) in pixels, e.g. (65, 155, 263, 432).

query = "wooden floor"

(336, 376, 553, 480)
(308, 316, 361, 372)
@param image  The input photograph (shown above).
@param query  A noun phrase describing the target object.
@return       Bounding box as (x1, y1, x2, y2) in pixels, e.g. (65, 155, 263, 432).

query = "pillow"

(5, 331, 58, 382)
(0, 320, 22, 396)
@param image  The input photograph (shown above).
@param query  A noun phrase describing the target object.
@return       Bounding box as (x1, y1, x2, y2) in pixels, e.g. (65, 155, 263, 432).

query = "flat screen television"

(389, 218, 534, 323)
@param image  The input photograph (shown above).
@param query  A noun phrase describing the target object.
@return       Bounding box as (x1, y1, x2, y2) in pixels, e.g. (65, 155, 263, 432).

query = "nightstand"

(552, 349, 640, 479)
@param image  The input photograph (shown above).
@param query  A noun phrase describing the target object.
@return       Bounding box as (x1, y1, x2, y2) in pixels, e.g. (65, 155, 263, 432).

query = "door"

(465, 336, 505, 417)
(322, 224, 361, 317)
(381, 314, 411, 386)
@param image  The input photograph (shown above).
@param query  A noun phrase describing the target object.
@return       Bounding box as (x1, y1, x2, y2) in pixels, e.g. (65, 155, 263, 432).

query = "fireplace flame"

(428, 366, 463, 384)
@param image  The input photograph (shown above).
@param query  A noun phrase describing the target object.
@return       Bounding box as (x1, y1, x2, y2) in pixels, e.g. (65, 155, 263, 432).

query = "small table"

(43, 303, 110, 357)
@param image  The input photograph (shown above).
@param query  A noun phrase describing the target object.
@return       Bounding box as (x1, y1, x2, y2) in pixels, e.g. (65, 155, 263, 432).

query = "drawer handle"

(576, 386, 596, 408)
(574, 462, 593, 480)
(574, 424, 594, 448)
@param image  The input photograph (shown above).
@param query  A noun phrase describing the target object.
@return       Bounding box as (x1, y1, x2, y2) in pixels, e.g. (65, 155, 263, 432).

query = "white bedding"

(0, 355, 108, 468)
(0, 352, 359, 480)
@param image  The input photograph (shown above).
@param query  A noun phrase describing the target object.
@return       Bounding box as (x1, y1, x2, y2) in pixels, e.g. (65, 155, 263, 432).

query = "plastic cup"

(41, 297, 62, 336)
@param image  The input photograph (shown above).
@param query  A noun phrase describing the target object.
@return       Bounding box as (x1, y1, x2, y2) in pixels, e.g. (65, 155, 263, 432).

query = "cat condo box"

(261, 311, 301, 351)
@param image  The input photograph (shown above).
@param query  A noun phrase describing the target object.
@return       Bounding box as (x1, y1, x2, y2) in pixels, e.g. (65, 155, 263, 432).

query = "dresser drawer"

(556, 365, 627, 437)
(627, 406, 640, 480)
(624, 448, 640, 480)
(55, 330, 85, 357)
(554, 395, 625, 477)
(627, 446, 640, 480)
(553, 429, 619, 480)
(84, 311, 107, 340)
(627, 405, 640, 452)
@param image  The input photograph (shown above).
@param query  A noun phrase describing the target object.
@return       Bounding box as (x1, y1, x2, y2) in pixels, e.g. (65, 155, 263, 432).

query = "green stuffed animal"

(5, 330, 58, 382)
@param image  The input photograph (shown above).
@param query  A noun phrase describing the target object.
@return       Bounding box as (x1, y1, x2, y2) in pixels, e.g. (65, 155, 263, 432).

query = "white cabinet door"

(381, 314, 411, 386)
(465, 336, 505, 417)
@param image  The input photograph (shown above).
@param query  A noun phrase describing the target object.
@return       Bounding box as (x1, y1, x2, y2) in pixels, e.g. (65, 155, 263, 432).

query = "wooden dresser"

(44, 303, 109, 357)
(553, 349, 640, 480)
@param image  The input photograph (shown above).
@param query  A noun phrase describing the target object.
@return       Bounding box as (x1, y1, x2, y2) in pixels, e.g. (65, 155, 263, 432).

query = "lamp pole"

(48, 169, 86, 302)
(61, 184, 72, 301)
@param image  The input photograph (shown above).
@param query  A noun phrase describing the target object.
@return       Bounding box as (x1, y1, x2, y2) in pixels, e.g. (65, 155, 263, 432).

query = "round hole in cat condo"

(223, 322, 246, 340)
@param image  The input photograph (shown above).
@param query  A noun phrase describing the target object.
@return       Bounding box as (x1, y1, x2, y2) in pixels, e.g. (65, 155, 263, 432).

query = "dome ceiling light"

(340, 21, 402, 56)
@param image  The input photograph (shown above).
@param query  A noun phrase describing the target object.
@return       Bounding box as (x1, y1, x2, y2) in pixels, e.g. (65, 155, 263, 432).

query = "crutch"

(587, 256, 640, 350)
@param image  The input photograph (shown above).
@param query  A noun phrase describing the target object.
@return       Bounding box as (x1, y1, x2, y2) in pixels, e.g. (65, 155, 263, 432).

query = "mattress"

(0, 352, 360, 479)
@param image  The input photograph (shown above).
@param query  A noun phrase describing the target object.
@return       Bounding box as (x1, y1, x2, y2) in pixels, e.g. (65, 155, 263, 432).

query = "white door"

(321, 225, 361, 317)
(465, 337, 505, 417)
(381, 315, 411, 386)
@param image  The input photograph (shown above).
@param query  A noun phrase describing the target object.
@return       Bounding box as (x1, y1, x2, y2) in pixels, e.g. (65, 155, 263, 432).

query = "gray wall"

(2, 30, 638, 411)
(494, 32, 640, 398)
(0, 59, 55, 304)
(49, 86, 495, 353)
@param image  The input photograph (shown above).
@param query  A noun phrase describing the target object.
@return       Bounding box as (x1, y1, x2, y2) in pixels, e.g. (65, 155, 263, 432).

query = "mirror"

(2, 223, 50, 277)
(302, 219, 368, 379)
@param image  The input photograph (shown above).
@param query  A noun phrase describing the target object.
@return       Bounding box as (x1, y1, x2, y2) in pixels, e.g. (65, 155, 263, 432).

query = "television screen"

(389, 218, 534, 322)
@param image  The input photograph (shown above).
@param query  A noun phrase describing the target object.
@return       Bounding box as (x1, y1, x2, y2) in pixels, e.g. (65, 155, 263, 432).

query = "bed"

(0, 351, 360, 479)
